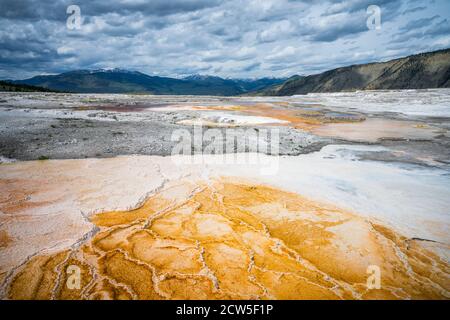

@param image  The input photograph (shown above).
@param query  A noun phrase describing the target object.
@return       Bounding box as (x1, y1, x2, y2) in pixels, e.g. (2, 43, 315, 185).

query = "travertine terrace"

(0, 155, 449, 300)
(0, 91, 449, 299)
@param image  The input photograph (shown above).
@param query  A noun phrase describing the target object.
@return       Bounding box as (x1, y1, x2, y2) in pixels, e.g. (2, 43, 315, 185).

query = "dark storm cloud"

(392, 15, 450, 44)
(84, 0, 222, 16)
(0, 0, 69, 21)
(323, 0, 400, 16)
(431, 18, 450, 36)
(296, 0, 401, 43)
(0, 0, 449, 79)
(399, 15, 440, 31)
(306, 13, 369, 42)
(402, 6, 426, 15)
(0, 0, 221, 20)
(242, 62, 261, 72)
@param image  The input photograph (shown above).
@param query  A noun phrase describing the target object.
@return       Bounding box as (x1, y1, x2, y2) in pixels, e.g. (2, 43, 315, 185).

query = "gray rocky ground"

(0, 104, 330, 160)
(0, 92, 449, 171)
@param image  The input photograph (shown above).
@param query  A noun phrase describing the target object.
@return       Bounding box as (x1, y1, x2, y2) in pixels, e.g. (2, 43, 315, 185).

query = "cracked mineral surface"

(0, 91, 449, 300)
(0, 154, 449, 300)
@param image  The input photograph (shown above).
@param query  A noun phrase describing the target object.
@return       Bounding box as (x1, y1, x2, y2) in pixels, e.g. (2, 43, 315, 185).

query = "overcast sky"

(0, 0, 449, 80)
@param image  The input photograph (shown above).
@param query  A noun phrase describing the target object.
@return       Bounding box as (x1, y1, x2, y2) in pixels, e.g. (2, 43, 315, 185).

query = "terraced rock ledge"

(0, 157, 448, 300)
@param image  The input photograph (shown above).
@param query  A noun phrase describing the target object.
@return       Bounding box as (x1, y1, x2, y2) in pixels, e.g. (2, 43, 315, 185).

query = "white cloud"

(0, 0, 449, 79)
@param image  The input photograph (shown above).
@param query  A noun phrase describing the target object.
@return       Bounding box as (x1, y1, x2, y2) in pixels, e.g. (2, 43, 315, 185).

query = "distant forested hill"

(13, 69, 285, 96)
(0, 80, 57, 92)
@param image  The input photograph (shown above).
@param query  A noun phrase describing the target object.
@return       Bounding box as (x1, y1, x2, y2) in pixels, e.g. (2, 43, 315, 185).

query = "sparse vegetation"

(0, 80, 57, 92)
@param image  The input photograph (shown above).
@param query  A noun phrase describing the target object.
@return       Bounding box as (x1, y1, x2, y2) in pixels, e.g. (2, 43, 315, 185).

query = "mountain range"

(10, 69, 285, 96)
(255, 48, 450, 96)
(5, 48, 450, 96)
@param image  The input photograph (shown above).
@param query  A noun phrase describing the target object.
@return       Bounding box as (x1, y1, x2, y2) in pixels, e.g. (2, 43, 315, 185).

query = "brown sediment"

(0, 230, 12, 248)
(8, 251, 70, 300)
(189, 104, 328, 130)
(0, 177, 68, 215)
(248, 104, 439, 143)
(6, 178, 449, 300)
(190, 103, 364, 129)
(310, 118, 438, 142)
(183, 103, 439, 143)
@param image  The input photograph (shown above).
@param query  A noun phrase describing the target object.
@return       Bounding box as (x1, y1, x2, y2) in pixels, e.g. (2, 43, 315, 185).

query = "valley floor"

(0, 90, 449, 299)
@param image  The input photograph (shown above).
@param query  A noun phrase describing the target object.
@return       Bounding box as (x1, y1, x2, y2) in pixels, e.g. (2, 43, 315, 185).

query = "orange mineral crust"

(0, 231, 11, 249)
(178, 103, 438, 142)
(4, 179, 449, 300)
